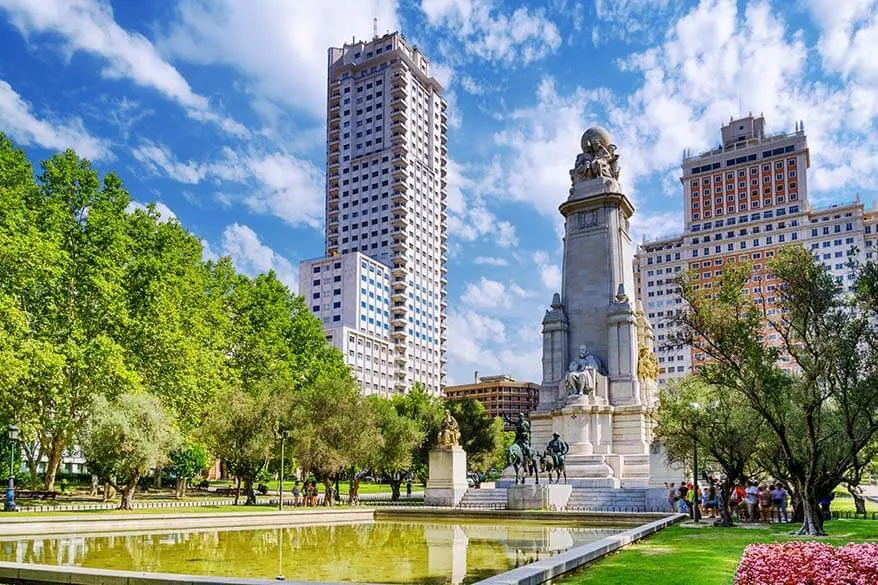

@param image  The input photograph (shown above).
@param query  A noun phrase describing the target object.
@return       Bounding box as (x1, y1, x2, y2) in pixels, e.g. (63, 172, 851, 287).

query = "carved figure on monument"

(437, 409, 461, 447)
(637, 344, 659, 382)
(541, 433, 569, 484)
(562, 344, 604, 396)
(569, 127, 620, 185)
(503, 413, 539, 484)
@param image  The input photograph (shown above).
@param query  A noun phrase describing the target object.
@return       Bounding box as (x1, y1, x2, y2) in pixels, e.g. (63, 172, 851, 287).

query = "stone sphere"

(580, 126, 612, 152)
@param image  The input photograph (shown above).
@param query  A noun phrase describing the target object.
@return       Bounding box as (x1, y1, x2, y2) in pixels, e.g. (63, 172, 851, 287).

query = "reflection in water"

(0, 520, 620, 585)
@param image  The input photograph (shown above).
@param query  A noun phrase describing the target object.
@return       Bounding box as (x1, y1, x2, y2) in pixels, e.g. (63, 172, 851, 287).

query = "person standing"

(745, 481, 760, 522)
(666, 482, 676, 512)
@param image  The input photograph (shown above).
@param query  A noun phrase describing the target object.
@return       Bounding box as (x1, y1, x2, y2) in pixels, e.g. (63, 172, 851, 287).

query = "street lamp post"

(277, 429, 288, 512)
(688, 403, 701, 523)
(5, 425, 19, 512)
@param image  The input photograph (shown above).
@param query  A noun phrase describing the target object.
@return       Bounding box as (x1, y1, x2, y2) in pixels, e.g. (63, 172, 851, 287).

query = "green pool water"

(0, 519, 621, 584)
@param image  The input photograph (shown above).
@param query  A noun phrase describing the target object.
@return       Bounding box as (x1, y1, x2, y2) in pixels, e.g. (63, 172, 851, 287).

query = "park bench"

(16, 490, 58, 501)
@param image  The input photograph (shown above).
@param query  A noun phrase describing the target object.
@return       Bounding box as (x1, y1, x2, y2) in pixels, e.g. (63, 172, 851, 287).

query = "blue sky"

(1, 0, 876, 385)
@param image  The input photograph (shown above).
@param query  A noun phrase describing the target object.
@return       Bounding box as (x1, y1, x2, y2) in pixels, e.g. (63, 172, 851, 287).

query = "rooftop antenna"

(738, 95, 743, 118)
(373, 17, 378, 40)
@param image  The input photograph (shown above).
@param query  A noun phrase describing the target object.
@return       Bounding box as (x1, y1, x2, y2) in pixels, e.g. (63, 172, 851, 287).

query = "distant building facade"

(635, 114, 874, 386)
(443, 375, 539, 429)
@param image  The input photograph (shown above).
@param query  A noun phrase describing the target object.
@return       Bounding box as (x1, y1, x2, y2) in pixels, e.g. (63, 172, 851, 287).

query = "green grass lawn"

(207, 480, 413, 495)
(561, 519, 878, 585)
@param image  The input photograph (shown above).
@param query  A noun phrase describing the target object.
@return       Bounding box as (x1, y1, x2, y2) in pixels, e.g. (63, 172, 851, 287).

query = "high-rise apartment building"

(636, 115, 871, 385)
(300, 32, 447, 396)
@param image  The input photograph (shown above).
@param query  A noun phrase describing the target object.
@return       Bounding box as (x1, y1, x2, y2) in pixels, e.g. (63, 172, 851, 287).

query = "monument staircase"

(456, 487, 508, 509)
(566, 486, 665, 511)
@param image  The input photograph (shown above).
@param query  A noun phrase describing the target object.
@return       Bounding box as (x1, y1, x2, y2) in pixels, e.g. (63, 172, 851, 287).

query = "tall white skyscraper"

(300, 32, 447, 396)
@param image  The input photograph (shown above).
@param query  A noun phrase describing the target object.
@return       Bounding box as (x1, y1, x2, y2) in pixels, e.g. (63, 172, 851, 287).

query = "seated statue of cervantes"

(562, 345, 605, 396)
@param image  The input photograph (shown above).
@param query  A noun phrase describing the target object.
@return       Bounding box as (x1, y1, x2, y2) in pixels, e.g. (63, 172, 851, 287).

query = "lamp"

(5, 424, 19, 512)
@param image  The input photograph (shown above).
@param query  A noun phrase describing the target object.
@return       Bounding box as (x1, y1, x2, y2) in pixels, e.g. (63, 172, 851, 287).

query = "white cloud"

(592, 0, 677, 45)
(0, 0, 245, 136)
(243, 153, 325, 229)
(159, 0, 398, 119)
(461, 277, 527, 309)
(132, 141, 207, 185)
(0, 79, 111, 160)
(472, 256, 509, 266)
(421, 0, 562, 65)
(533, 251, 561, 291)
(213, 223, 298, 290)
(630, 211, 684, 243)
(446, 158, 518, 247)
(130, 141, 324, 229)
(126, 200, 177, 223)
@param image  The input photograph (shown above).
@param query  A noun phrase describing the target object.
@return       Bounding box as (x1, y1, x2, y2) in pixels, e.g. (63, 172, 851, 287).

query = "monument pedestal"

(507, 484, 572, 510)
(425, 446, 468, 507)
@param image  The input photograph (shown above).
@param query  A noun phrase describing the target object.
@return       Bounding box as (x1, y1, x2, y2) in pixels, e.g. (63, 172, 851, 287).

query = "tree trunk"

(715, 478, 735, 527)
(349, 477, 360, 505)
(181, 478, 188, 498)
(846, 484, 866, 515)
(234, 476, 241, 506)
(175, 477, 183, 499)
(389, 479, 402, 501)
(322, 478, 334, 506)
(89, 474, 99, 497)
(117, 479, 138, 511)
(103, 480, 116, 501)
(244, 477, 257, 505)
(43, 435, 64, 492)
(22, 441, 42, 489)
(153, 467, 162, 489)
(797, 493, 826, 536)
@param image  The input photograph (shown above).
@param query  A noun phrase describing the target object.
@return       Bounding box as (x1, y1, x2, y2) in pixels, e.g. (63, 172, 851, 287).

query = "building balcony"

(391, 239, 408, 254)
(394, 354, 406, 366)
(392, 138, 407, 155)
(329, 91, 341, 106)
(392, 166, 409, 181)
(440, 322, 447, 332)
(391, 95, 405, 108)
(440, 264, 447, 275)
(391, 265, 406, 279)
(329, 104, 340, 117)
(392, 279, 408, 291)
(327, 209, 339, 222)
(392, 191, 409, 208)
(390, 204, 407, 216)
(392, 153, 408, 167)
(328, 128, 340, 143)
(392, 215, 408, 229)
(440, 275, 447, 286)
(391, 108, 407, 123)
(391, 289, 406, 302)
(391, 328, 407, 341)
(328, 151, 340, 165)
(391, 120, 407, 134)
(329, 116, 340, 130)
(328, 176, 339, 188)
(391, 83, 408, 98)
(391, 315, 406, 328)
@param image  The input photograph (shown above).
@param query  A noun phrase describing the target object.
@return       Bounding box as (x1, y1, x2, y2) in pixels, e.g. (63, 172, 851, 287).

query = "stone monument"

(425, 410, 469, 507)
(532, 126, 673, 489)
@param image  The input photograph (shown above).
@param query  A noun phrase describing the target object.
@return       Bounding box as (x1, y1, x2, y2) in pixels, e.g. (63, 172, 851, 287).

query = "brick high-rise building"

(300, 32, 447, 396)
(637, 115, 871, 385)
(444, 375, 540, 430)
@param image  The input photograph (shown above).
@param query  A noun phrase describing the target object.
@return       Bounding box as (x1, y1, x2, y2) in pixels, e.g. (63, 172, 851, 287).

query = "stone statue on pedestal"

(570, 126, 620, 185)
(561, 344, 604, 396)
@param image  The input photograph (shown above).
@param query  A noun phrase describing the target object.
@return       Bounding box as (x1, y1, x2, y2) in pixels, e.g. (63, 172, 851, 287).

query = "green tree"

(203, 387, 280, 505)
(654, 377, 763, 526)
(21, 151, 139, 491)
(169, 441, 209, 498)
(675, 247, 878, 535)
(367, 396, 423, 500)
(448, 398, 506, 474)
(289, 375, 379, 505)
(391, 383, 444, 483)
(122, 205, 230, 432)
(80, 392, 180, 510)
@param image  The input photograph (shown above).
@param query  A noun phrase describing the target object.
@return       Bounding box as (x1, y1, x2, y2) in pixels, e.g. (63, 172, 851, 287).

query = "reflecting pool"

(0, 519, 621, 584)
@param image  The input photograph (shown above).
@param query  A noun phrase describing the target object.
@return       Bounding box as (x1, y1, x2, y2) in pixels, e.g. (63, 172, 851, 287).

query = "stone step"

(458, 488, 508, 509)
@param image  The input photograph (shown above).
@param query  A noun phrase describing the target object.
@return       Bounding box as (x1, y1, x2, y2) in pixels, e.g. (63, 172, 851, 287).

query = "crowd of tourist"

(664, 479, 795, 522)
(290, 480, 321, 506)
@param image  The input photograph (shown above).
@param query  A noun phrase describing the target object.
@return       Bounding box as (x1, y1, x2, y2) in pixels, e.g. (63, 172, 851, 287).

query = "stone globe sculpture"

(580, 126, 613, 153)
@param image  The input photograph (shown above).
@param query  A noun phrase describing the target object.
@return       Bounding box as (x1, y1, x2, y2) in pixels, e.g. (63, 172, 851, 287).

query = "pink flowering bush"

(735, 542, 878, 585)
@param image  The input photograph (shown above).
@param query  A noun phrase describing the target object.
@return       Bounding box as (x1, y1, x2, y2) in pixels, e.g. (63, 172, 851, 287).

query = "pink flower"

(734, 542, 878, 585)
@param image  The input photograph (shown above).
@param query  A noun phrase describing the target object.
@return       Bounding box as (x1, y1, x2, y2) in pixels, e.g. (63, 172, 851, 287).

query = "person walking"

(772, 484, 788, 523)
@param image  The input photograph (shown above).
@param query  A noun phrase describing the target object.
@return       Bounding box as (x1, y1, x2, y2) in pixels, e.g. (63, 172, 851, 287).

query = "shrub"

(735, 542, 878, 585)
